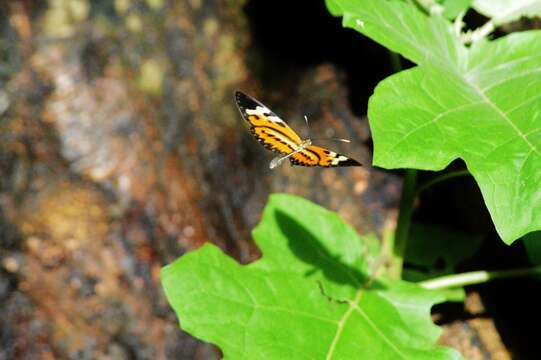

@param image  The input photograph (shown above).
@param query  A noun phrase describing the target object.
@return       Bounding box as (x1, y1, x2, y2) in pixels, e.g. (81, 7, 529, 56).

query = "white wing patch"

(331, 154, 349, 165)
(246, 106, 285, 124)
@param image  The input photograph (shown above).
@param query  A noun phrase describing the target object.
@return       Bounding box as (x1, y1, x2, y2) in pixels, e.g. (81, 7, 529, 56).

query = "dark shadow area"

(413, 160, 493, 234)
(274, 210, 385, 291)
(471, 234, 541, 360)
(413, 159, 540, 357)
(243, 0, 393, 115)
(433, 301, 491, 325)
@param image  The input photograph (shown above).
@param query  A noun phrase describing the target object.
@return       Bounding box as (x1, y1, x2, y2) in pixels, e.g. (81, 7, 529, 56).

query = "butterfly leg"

(269, 148, 304, 169)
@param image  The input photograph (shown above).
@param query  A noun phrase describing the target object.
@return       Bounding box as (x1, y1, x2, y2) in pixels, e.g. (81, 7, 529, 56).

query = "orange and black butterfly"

(235, 91, 361, 169)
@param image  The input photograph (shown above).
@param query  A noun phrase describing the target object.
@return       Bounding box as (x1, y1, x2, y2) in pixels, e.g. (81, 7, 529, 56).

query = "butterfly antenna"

(304, 115, 312, 139)
(304, 115, 351, 143)
(311, 137, 351, 143)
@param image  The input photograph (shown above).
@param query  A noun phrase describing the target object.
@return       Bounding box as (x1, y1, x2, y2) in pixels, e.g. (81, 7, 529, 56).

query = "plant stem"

(461, 20, 496, 44)
(419, 266, 541, 289)
(386, 51, 418, 280)
(416, 169, 470, 195)
(389, 169, 417, 279)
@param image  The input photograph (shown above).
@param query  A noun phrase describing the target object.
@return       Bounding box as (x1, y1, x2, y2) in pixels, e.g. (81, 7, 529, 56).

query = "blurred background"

(0, 0, 396, 358)
(0, 0, 538, 359)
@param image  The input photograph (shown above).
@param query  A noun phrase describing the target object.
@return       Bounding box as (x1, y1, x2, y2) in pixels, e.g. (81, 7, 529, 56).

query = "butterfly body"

(235, 91, 361, 168)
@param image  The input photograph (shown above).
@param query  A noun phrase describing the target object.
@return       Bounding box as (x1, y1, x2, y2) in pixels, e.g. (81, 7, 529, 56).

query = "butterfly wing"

(235, 91, 302, 155)
(289, 145, 361, 167)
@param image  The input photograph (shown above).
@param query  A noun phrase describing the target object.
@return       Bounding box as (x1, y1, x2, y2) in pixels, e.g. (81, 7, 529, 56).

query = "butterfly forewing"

(235, 91, 302, 156)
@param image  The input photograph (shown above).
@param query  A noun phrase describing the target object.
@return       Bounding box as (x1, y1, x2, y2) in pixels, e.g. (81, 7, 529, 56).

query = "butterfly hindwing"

(235, 91, 302, 155)
(290, 145, 361, 167)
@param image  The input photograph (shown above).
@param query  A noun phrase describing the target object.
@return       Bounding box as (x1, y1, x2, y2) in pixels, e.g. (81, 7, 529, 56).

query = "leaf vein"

(325, 290, 363, 360)
(351, 300, 408, 359)
(389, 101, 484, 154)
(505, 92, 541, 116)
(481, 67, 541, 93)
(464, 79, 541, 158)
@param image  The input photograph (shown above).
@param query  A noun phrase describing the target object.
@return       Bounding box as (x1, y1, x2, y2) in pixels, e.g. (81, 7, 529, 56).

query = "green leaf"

(331, 0, 541, 244)
(325, 0, 343, 16)
(161, 194, 462, 359)
(522, 231, 541, 265)
(473, 0, 541, 25)
(440, 0, 472, 19)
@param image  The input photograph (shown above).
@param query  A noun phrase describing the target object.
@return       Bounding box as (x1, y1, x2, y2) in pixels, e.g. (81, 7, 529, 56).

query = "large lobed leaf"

(161, 194, 461, 359)
(329, 0, 541, 244)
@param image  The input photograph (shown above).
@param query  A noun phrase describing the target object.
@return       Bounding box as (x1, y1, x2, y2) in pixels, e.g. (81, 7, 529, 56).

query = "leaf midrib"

(325, 289, 408, 360)
(463, 76, 541, 157)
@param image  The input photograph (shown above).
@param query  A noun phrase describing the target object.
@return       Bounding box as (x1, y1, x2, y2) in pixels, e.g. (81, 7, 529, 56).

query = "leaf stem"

(389, 169, 417, 279)
(415, 170, 470, 195)
(419, 266, 541, 289)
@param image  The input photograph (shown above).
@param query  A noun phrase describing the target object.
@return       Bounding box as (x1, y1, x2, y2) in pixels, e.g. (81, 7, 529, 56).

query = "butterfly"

(235, 91, 362, 169)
